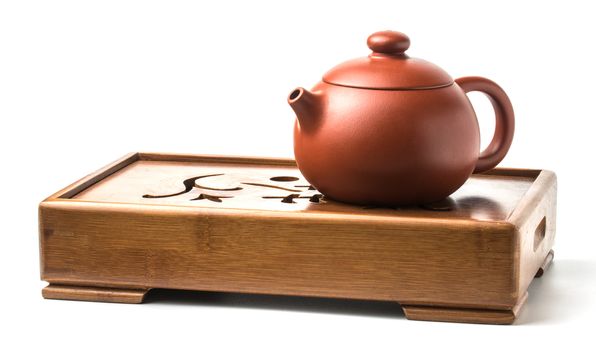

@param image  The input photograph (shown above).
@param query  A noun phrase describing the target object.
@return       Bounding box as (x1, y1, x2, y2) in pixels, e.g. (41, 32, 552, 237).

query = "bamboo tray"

(39, 152, 556, 324)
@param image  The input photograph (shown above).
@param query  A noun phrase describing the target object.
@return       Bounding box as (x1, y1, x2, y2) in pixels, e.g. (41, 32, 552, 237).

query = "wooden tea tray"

(39, 153, 557, 324)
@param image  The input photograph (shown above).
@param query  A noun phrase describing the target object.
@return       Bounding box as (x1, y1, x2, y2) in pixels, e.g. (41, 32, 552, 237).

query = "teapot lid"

(322, 31, 453, 90)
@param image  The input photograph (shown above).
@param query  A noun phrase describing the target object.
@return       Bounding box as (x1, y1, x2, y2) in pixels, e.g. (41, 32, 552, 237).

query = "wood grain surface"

(39, 153, 557, 324)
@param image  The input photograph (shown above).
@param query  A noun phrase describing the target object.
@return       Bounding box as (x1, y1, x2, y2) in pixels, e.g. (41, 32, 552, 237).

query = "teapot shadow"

(455, 195, 507, 219)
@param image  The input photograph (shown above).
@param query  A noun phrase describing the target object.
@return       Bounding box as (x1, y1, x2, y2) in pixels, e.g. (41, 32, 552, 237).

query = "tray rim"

(40, 152, 556, 228)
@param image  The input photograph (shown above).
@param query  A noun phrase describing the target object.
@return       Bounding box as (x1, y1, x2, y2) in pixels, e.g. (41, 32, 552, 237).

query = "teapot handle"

(455, 76, 515, 173)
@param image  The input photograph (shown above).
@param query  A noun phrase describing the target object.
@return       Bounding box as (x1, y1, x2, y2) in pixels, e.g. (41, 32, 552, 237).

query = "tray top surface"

(66, 155, 538, 222)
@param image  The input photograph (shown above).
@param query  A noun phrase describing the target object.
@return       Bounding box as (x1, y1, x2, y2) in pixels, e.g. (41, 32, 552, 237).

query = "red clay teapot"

(288, 30, 515, 206)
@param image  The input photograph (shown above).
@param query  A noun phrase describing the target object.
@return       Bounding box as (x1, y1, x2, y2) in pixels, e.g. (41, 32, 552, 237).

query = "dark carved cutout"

(241, 182, 301, 192)
(190, 193, 232, 203)
(143, 174, 239, 201)
(143, 174, 224, 199)
(282, 194, 300, 203)
(270, 176, 299, 182)
(262, 194, 323, 204)
(309, 194, 323, 203)
(295, 185, 317, 190)
(143, 173, 322, 204)
(195, 184, 243, 191)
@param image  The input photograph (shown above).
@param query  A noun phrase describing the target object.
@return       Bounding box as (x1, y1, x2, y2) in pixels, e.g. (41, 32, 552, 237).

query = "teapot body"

(290, 31, 514, 206)
(293, 82, 480, 205)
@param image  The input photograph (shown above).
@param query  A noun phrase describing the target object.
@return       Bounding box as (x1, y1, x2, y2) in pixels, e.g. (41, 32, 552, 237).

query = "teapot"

(288, 30, 514, 206)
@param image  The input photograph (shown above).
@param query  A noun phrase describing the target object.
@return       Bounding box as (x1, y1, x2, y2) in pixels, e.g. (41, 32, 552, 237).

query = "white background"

(1, 0, 595, 348)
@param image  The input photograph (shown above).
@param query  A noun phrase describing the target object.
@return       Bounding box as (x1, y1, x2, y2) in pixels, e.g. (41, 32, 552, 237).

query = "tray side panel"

(39, 201, 518, 310)
(47, 153, 140, 200)
(510, 170, 557, 298)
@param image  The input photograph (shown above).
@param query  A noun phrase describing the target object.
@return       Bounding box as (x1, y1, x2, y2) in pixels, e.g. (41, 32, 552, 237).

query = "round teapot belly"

(293, 83, 480, 205)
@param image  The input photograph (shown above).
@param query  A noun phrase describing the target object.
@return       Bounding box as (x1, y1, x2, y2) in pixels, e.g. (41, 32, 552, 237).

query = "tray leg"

(534, 249, 554, 278)
(402, 292, 528, 325)
(42, 284, 149, 304)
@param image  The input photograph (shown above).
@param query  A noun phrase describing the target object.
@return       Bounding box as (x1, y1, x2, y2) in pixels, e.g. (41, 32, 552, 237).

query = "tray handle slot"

(533, 216, 547, 251)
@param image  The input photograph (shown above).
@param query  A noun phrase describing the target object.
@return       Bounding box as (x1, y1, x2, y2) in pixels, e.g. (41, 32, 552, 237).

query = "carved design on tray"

(142, 172, 455, 211)
(143, 173, 324, 204)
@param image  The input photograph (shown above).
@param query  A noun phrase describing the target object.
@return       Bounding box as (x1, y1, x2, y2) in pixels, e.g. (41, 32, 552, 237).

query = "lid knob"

(367, 31, 410, 55)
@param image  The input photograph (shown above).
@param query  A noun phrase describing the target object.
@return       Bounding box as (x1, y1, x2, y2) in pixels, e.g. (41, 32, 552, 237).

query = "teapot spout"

(288, 87, 322, 131)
